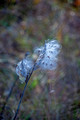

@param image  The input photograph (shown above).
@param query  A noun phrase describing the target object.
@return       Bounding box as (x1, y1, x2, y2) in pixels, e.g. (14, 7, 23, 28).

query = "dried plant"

(13, 39, 61, 120)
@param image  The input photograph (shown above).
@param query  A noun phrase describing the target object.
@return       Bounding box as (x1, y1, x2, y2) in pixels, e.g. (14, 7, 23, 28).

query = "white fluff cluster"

(16, 57, 34, 83)
(16, 39, 61, 83)
(34, 40, 61, 70)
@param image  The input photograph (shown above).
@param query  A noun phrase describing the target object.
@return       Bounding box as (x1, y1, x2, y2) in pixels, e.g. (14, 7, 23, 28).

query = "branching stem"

(13, 63, 36, 120)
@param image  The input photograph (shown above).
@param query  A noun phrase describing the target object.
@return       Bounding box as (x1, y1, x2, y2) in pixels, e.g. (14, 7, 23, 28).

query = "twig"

(0, 78, 17, 118)
(12, 64, 36, 120)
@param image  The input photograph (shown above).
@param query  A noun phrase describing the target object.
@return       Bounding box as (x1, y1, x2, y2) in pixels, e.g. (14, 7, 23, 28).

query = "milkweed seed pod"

(16, 57, 34, 83)
(34, 40, 61, 70)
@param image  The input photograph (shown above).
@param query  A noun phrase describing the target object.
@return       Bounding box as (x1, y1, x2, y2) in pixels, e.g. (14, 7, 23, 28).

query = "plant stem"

(12, 79, 29, 120)
(13, 64, 35, 120)
(0, 78, 17, 118)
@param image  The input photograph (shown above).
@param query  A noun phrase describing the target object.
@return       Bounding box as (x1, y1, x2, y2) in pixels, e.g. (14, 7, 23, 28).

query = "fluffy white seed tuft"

(34, 40, 61, 70)
(16, 39, 61, 83)
(16, 57, 34, 83)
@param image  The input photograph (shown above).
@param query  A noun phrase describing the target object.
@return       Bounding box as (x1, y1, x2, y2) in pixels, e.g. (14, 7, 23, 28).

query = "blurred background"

(0, 0, 80, 120)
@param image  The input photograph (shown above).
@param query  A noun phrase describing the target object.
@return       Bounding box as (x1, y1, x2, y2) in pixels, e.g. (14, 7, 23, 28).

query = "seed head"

(16, 39, 61, 83)
(34, 40, 61, 70)
(16, 57, 34, 83)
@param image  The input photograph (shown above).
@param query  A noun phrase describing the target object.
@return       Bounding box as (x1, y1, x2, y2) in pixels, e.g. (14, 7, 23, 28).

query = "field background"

(0, 0, 80, 120)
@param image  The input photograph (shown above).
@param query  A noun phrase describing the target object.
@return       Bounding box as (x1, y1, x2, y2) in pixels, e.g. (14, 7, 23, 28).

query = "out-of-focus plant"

(13, 39, 61, 120)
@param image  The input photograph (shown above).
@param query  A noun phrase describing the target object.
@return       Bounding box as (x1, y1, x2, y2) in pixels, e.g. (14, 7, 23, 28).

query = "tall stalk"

(0, 78, 17, 119)
(13, 63, 36, 120)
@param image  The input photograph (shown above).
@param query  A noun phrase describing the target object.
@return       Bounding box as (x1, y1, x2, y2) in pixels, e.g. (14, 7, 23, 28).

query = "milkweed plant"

(13, 39, 61, 120)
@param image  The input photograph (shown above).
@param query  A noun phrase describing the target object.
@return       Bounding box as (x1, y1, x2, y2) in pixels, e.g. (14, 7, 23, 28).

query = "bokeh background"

(0, 0, 80, 120)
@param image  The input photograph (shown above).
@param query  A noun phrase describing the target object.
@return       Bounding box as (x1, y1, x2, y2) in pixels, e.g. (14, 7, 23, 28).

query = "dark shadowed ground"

(0, 0, 80, 120)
